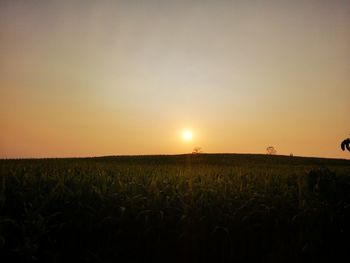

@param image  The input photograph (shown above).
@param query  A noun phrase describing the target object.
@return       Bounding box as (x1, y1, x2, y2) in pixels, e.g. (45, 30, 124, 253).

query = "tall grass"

(1, 154, 350, 262)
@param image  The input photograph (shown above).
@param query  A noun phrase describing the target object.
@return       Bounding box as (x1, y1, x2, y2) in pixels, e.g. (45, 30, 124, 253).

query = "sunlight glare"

(182, 130, 193, 142)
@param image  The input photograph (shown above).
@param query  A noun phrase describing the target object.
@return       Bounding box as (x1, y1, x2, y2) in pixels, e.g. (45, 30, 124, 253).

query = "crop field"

(1, 154, 350, 262)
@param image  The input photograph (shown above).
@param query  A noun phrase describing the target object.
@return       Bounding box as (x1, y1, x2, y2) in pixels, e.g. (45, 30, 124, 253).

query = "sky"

(0, 0, 349, 159)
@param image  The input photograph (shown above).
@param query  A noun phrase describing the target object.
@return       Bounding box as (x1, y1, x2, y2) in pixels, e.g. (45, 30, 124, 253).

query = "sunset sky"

(1, 0, 349, 159)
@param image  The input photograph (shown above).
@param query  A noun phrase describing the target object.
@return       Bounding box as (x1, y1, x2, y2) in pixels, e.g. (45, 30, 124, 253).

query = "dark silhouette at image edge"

(341, 138, 350, 152)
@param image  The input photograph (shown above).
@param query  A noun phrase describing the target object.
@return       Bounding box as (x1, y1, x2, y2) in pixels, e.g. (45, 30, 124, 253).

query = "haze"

(0, 0, 349, 158)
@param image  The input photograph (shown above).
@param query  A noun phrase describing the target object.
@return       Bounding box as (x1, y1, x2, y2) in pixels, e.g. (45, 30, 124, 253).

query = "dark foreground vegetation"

(1, 154, 350, 262)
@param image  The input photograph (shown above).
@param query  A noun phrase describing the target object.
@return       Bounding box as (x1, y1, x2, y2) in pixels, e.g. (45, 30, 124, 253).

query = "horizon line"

(1, 152, 349, 161)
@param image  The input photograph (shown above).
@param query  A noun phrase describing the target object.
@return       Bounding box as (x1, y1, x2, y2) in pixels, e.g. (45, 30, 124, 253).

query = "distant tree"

(192, 147, 202, 154)
(290, 153, 294, 157)
(341, 138, 350, 152)
(266, 146, 277, 155)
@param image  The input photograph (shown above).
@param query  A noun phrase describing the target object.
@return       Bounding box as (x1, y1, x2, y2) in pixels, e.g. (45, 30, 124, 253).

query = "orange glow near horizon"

(0, 1, 349, 159)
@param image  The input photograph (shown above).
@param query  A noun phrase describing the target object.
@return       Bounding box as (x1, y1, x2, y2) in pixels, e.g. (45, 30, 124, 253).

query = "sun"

(182, 130, 193, 141)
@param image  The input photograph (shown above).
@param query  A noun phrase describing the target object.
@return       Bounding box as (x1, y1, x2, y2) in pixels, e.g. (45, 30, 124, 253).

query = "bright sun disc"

(182, 130, 193, 141)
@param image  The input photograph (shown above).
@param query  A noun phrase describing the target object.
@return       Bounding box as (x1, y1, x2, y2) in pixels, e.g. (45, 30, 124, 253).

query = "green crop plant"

(0, 154, 349, 262)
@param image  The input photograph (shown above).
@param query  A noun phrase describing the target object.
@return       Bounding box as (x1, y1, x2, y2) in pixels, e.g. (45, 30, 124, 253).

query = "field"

(1, 154, 350, 262)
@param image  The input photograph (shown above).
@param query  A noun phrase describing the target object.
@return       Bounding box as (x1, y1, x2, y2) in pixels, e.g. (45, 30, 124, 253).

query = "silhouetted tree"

(192, 147, 202, 154)
(341, 138, 350, 152)
(266, 146, 277, 155)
